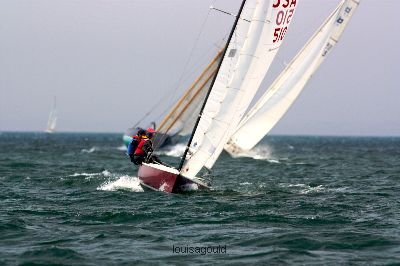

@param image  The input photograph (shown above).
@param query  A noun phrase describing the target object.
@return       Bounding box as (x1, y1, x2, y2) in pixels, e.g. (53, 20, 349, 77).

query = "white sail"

(45, 96, 57, 133)
(226, 0, 360, 154)
(180, 0, 299, 178)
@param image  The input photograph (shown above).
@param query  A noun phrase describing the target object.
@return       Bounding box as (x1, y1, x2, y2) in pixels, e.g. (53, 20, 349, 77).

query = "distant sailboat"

(137, 0, 299, 193)
(225, 0, 360, 155)
(45, 96, 57, 133)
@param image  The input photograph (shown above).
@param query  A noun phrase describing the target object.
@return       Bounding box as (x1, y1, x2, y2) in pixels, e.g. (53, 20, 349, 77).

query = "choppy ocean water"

(1, 132, 399, 265)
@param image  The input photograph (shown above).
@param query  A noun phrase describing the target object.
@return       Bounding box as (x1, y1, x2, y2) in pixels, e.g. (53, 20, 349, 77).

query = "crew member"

(133, 128, 164, 165)
(127, 128, 146, 164)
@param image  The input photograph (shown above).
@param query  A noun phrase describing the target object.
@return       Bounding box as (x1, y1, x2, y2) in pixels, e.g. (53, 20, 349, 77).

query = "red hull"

(138, 163, 210, 193)
(138, 163, 178, 193)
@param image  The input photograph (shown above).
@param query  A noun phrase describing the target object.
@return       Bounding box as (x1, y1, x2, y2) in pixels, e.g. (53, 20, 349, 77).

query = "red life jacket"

(134, 137, 149, 156)
(127, 135, 141, 155)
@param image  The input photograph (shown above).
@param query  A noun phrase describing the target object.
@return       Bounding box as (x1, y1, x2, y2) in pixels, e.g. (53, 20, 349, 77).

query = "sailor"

(133, 128, 164, 165)
(127, 128, 146, 164)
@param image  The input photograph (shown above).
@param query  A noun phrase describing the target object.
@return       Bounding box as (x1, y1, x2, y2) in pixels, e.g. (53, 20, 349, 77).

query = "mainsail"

(180, 0, 299, 178)
(156, 48, 224, 137)
(225, 0, 360, 154)
(45, 96, 57, 133)
(123, 48, 224, 149)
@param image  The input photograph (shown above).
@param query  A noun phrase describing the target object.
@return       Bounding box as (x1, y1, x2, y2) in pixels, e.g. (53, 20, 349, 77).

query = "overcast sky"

(1, 0, 399, 136)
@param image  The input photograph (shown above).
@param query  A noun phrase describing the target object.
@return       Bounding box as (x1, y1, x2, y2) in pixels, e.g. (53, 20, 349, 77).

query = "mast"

(160, 70, 217, 134)
(178, 0, 247, 171)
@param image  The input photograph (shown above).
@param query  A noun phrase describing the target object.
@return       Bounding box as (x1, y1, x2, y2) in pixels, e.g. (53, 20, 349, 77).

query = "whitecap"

(279, 183, 325, 194)
(160, 143, 186, 157)
(299, 185, 325, 194)
(69, 172, 100, 177)
(285, 183, 308, 188)
(97, 176, 144, 192)
(327, 187, 349, 193)
(101, 170, 112, 177)
(229, 145, 280, 162)
(117, 145, 127, 151)
(81, 147, 96, 153)
(68, 170, 112, 180)
(179, 183, 199, 192)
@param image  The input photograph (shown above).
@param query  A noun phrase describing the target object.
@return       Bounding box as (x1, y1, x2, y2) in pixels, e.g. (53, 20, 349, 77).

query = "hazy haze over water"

(0, 0, 398, 136)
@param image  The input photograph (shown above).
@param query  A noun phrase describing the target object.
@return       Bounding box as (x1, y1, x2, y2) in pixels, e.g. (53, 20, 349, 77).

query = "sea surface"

(1, 132, 399, 265)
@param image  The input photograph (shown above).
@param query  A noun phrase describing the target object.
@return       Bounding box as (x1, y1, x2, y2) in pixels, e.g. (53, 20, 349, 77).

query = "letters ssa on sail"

(272, 0, 297, 43)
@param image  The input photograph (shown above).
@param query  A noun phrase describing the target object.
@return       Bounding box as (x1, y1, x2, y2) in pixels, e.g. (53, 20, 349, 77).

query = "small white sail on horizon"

(225, 0, 360, 155)
(45, 96, 57, 133)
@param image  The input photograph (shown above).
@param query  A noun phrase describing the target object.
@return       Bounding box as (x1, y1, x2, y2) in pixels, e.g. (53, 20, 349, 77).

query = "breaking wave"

(160, 143, 186, 157)
(81, 147, 97, 153)
(97, 175, 143, 192)
(68, 170, 112, 179)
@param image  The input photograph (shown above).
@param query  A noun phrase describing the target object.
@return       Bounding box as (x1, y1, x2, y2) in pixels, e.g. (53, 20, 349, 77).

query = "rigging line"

(129, 79, 183, 130)
(168, 5, 214, 96)
(150, 0, 220, 132)
(153, 38, 227, 133)
(129, 94, 167, 129)
(210, 6, 251, 22)
(178, 0, 248, 171)
(129, 1, 218, 130)
(172, 40, 225, 92)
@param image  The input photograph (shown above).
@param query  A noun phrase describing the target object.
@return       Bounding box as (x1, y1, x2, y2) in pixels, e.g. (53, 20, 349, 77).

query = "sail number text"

(272, 0, 297, 43)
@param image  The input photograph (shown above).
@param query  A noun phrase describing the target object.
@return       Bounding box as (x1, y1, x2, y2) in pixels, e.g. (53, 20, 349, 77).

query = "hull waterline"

(138, 163, 210, 193)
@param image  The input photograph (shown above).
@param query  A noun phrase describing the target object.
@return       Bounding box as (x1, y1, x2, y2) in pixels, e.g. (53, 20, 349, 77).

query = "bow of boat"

(138, 163, 211, 193)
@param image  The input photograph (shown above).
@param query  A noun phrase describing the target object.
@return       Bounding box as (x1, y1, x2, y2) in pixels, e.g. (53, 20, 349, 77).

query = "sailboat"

(123, 47, 225, 149)
(45, 96, 57, 133)
(137, 0, 299, 193)
(225, 0, 360, 155)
